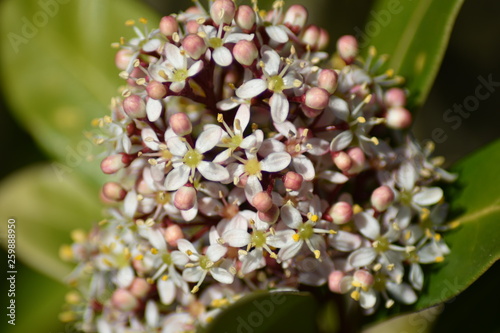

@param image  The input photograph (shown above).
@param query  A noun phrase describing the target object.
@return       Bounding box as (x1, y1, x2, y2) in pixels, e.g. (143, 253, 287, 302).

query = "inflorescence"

(61, 1, 458, 331)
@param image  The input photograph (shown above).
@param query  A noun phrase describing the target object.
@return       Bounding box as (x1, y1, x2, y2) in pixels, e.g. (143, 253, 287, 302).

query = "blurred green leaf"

(204, 291, 319, 333)
(0, 164, 101, 280)
(0, 0, 160, 190)
(365, 0, 463, 110)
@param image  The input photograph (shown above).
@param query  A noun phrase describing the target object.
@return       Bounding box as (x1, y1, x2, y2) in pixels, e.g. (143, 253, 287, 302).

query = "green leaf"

(0, 0, 160, 190)
(0, 164, 101, 280)
(204, 291, 319, 333)
(364, 0, 464, 110)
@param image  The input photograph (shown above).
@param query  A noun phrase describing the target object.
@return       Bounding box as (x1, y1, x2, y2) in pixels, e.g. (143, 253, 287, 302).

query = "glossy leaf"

(364, 0, 464, 110)
(204, 291, 319, 333)
(0, 164, 101, 280)
(0, 0, 159, 190)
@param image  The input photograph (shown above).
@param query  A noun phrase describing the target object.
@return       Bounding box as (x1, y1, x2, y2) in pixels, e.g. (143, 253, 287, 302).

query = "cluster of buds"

(61, 1, 458, 331)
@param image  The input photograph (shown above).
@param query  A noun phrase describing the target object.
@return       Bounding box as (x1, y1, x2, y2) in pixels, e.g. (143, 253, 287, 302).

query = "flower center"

(297, 223, 313, 240)
(161, 149, 173, 160)
(162, 253, 172, 265)
(155, 191, 170, 205)
(184, 149, 203, 168)
(199, 255, 213, 270)
(268, 75, 284, 92)
(173, 68, 188, 82)
(374, 236, 390, 253)
(373, 272, 387, 291)
(251, 230, 267, 248)
(244, 158, 261, 176)
(208, 37, 223, 49)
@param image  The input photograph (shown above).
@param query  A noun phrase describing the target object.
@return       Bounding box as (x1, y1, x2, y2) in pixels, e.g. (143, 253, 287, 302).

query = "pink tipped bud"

(318, 69, 338, 94)
(347, 147, 365, 174)
(252, 191, 273, 212)
(235, 5, 255, 31)
(186, 20, 200, 34)
(111, 289, 138, 312)
(332, 151, 352, 173)
(102, 182, 127, 201)
(101, 154, 128, 174)
(384, 88, 406, 108)
(159, 16, 178, 37)
(210, 0, 236, 25)
(337, 35, 358, 64)
(328, 202, 353, 225)
(233, 40, 258, 66)
(354, 269, 374, 288)
(129, 278, 151, 299)
(386, 106, 412, 129)
(258, 204, 279, 224)
(328, 270, 345, 293)
(169, 113, 192, 136)
(115, 49, 133, 71)
(302, 106, 323, 118)
(123, 95, 146, 119)
(174, 186, 197, 211)
(304, 87, 330, 110)
(182, 34, 207, 60)
(301, 25, 320, 47)
(283, 171, 303, 191)
(284, 4, 308, 34)
(371, 185, 394, 212)
(164, 224, 184, 247)
(147, 81, 167, 100)
(317, 28, 330, 50)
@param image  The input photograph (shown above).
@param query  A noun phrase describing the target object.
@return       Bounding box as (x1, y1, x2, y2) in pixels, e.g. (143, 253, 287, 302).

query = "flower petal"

(213, 46, 233, 67)
(167, 136, 188, 156)
(223, 229, 250, 247)
(158, 278, 176, 305)
(360, 289, 377, 309)
(386, 282, 417, 304)
(241, 248, 265, 274)
(210, 267, 234, 284)
(409, 263, 423, 291)
(142, 128, 160, 151)
(280, 204, 303, 229)
(398, 161, 417, 191)
(187, 60, 204, 77)
(182, 267, 204, 282)
(293, 156, 315, 181)
(330, 130, 353, 152)
(265, 25, 289, 44)
(413, 187, 443, 206)
(260, 152, 291, 172)
(270, 92, 289, 123)
(236, 79, 267, 99)
(197, 161, 229, 182)
(165, 43, 184, 69)
(196, 127, 222, 153)
(164, 164, 190, 191)
(147, 98, 163, 122)
(348, 247, 377, 267)
(354, 212, 380, 240)
(206, 244, 227, 262)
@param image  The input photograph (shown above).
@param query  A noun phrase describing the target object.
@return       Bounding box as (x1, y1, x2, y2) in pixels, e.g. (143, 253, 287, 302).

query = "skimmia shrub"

(62, 1, 458, 331)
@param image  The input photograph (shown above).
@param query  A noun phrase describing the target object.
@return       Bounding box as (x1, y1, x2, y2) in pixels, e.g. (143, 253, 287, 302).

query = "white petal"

(165, 43, 184, 69)
(181, 204, 198, 222)
(267, 230, 295, 248)
(236, 79, 267, 99)
(213, 47, 233, 67)
(278, 240, 303, 261)
(265, 25, 289, 44)
(182, 267, 204, 282)
(210, 267, 234, 284)
(261, 48, 281, 76)
(196, 127, 222, 153)
(260, 152, 291, 172)
(273, 121, 297, 137)
(116, 266, 134, 288)
(176, 239, 198, 259)
(348, 247, 377, 267)
(142, 128, 160, 150)
(167, 136, 188, 156)
(241, 248, 265, 274)
(396, 205, 412, 229)
(360, 289, 377, 309)
(197, 161, 229, 182)
(170, 81, 186, 93)
(223, 229, 251, 247)
(339, 276, 354, 294)
(410, 263, 423, 291)
(307, 138, 330, 155)
(330, 231, 361, 252)
(158, 278, 176, 305)
(413, 187, 443, 206)
(234, 104, 250, 134)
(293, 156, 315, 181)
(164, 165, 190, 191)
(171, 250, 189, 267)
(224, 33, 254, 44)
(217, 98, 240, 111)
(318, 170, 349, 184)
(187, 60, 204, 77)
(145, 300, 160, 327)
(386, 282, 417, 304)
(354, 212, 380, 240)
(280, 204, 303, 229)
(328, 96, 350, 121)
(143, 39, 161, 52)
(244, 175, 263, 202)
(330, 130, 353, 152)
(270, 92, 289, 123)
(206, 244, 227, 262)
(123, 190, 138, 218)
(398, 162, 417, 191)
(148, 229, 167, 251)
(259, 139, 286, 156)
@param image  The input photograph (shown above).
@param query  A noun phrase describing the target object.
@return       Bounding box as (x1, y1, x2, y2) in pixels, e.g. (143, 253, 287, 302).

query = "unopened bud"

(252, 191, 273, 212)
(371, 185, 394, 212)
(301, 25, 320, 47)
(123, 95, 146, 119)
(233, 40, 258, 66)
(186, 20, 200, 34)
(354, 269, 374, 288)
(384, 88, 406, 107)
(235, 5, 255, 31)
(317, 28, 330, 50)
(129, 278, 151, 299)
(210, 0, 236, 26)
(284, 4, 308, 34)
(347, 147, 365, 174)
(304, 87, 330, 110)
(182, 34, 207, 60)
(147, 81, 167, 100)
(164, 224, 184, 247)
(174, 186, 197, 211)
(115, 49, 133, 71)
(258, 204, 279, 224)
(318, 69, 338, 94)
(283, 171, 303, 191)
(101, 154, 129, 174)
(102, 182, 127, 201)
(159, 16, 178, 37)
(337, 35, 358, 64)
(169, 113, 192, 136)
(329, 202, 353, 225)
(111, 289, 138, 312)
(328, 270, 345, 293)
(386, 107, 412, 129)
(332, 151, 352, 173)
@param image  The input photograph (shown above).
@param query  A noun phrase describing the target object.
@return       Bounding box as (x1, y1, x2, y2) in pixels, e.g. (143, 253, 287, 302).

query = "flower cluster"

(61, 1, 457, 331)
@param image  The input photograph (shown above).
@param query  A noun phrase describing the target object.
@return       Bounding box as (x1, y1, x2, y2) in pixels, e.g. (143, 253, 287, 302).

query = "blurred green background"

(0, 0, 499, 332)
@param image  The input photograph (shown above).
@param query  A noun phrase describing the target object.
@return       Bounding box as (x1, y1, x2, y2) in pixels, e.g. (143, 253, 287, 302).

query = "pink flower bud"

(111, 289, 138, 312)
(332, 151, 352, 173)
(302, 106, 323, 118)
(164, 224, 184, 247)
(101, 154, 129, 174)
(385, 106, 412, 129)
(328, 202, 353, 225)
(169, 113, 193, 136)
(129, 278, 151, 299)
(384, 88, 406, 108)
(318, 69, 338, 94)
(258, 204, 279, 224)
(328, 270, 345, 293)
(347, 147, 365, 174)
(182, 34, 207, 60)
(284, 4, 308, 34)
(102, 182, 127, 201)
(235, 5, 255, 31)
(233, 40, 258, 66)
(304, 87, 329, 110)
(354, 269, 374, 288)
(317, 28, 330, 50)
(337, 35, 358, 64)
(160, 16, 178, 37)
(186, 20, 200, 34)
(147, 81, 167, 100)
(115, 49, 133, 71)
(371, 185, 394, 212)
(210, 0, 236, 26)
(174, 186, 197, 211)
(123, 95, 146, 119)
(283, 171, 303, 191)
(301, 25, 320, 47)
(252, 191, 273, 212)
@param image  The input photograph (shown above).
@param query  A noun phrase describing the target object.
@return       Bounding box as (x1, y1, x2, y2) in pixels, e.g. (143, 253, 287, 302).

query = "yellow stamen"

(292, 234, 300, 242)
(350, 290, 360, 301)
